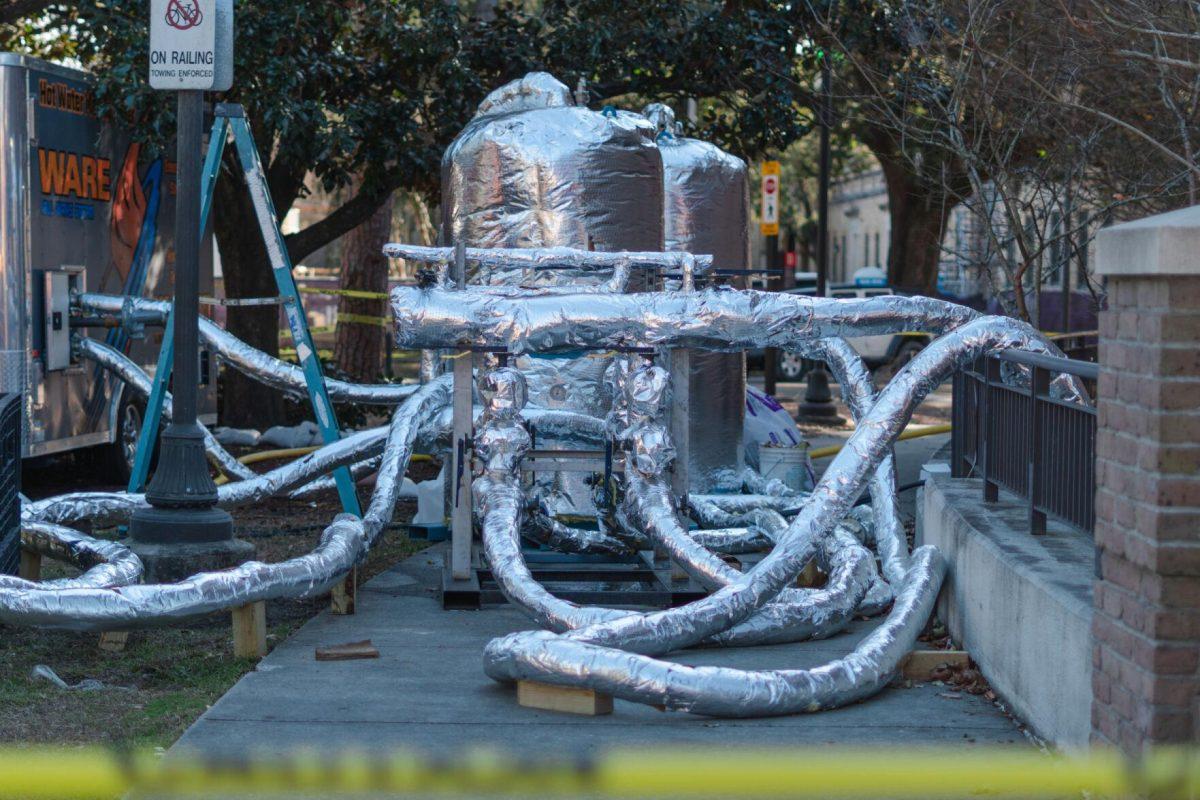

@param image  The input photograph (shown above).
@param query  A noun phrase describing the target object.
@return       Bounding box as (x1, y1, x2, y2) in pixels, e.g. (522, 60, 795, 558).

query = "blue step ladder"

(128, 102, 361, 516)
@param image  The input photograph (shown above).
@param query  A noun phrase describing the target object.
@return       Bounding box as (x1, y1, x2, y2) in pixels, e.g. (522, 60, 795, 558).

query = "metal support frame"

(128, 103, 360, 516)
(435, 248, 711, 611)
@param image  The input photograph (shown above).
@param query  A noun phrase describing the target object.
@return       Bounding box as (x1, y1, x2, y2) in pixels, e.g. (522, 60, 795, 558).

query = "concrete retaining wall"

(917, 473, 1094, 749)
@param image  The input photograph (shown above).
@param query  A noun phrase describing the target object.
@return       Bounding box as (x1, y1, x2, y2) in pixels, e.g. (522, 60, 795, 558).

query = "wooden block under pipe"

(796, 560, 821, 588)
(232, 601, 267, 659)
(517, 680, 613, 716)
(331, 568, 357, 615)
(98, 631, 129, 653)
(901, 649, 970, 679)
(19, 549, 40, 581)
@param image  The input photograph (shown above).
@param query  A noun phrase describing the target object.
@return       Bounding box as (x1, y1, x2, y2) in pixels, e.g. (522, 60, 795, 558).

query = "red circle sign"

(166, 0, 204, 30)
(763, 176, 777, 194)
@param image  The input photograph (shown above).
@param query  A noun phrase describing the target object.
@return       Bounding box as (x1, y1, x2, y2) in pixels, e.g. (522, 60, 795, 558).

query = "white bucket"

(757, 442, 811, 493)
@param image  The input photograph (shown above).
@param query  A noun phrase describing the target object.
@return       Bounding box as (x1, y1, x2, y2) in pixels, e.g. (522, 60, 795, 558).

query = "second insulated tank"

(644, 103, 750, 492)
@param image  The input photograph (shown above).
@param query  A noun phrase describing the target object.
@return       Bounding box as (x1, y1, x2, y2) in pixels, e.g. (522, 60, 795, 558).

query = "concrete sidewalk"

(174, 541, 1023, 757)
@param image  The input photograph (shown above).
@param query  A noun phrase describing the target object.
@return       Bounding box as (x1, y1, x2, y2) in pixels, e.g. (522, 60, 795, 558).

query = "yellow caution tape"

(297, 286, 391, 300)
(213, 447, 433, 486)
(278, 347, 334, 360)
(338, 312, 393, 328)
(0, 745, 1196, 799)
(281, 326, 336, 338)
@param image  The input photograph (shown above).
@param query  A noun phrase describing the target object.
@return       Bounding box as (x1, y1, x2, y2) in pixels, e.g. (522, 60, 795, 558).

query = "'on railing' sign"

(148, 0, 233, 91)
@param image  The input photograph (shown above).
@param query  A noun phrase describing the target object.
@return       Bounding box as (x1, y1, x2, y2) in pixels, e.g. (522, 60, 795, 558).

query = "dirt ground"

(1, 457, 441, 750)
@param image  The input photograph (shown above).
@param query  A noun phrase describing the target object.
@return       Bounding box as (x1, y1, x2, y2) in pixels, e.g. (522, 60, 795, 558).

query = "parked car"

(760, 267, 931, 380)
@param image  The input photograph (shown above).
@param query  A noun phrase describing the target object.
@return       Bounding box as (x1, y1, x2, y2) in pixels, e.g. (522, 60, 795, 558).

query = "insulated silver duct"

(383, 244, 711, 278)
(77, 337, 255, 481)
(78, 294, 419, 406)
(4, 376, 452, 630)
(481, 316, 1053, 714)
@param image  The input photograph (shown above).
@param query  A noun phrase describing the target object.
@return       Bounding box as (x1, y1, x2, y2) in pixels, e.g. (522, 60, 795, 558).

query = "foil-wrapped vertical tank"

(441, 73, 665, 513)
(644, 103, 749, 492)
(442, 73, 664, 287)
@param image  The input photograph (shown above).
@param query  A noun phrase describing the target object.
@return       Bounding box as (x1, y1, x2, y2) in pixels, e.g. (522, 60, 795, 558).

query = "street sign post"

(130, 0, 245, 579)
(761, 160, 782, 395)
(760, 161, 780, 236)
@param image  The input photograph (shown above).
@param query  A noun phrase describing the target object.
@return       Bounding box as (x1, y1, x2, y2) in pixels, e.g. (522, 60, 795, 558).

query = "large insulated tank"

(441, 73, 665, 513)
(644, 103, 749, 492)
(442, 72, 664, 287)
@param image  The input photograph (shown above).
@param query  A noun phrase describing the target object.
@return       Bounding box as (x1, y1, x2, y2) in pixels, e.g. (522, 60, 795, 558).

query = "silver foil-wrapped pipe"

(523, 512, 635, 557)
(482, 318, 1058, 712)
(21, 427, 388, 530)
(390, 286, 980, 352)
(800, 337, 909, 585)
(78, 294, 419, 406)
(0, 523, 143, 591)
(684, 526, 773, 555)
(362, 377, 453, 542)
(389, 286, 1088, 399)
(687, 494, 809, 528)
(483, 547, 944, 716)
(3, 378, 452, 629)
(77, 338, 254, 481)
(22, 383, 454, 530)
(0, 515, 364, 630)
(383, 244, 712, 278)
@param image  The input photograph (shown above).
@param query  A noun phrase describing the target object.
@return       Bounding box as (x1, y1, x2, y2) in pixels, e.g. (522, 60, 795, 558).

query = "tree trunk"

(877, 154, 950, 295)
(858, 123, 970, 296)
(334, 192, 393, 382)
(213, 172, 284, 429)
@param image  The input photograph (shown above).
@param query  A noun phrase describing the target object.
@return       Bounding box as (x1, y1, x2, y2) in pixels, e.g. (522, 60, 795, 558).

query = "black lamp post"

(127, 91, 250, 581)
(799, 52, 845, 426)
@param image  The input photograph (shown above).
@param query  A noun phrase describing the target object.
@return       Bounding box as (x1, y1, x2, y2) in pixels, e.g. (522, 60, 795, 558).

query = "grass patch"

(0, 492, 426, 750)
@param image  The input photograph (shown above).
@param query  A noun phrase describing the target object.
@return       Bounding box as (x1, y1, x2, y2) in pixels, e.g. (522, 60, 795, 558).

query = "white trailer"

(0, 54, 216, 481)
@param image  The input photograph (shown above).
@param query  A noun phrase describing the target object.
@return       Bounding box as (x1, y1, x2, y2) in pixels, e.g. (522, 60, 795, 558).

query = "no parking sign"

(760, 160, 781, 236)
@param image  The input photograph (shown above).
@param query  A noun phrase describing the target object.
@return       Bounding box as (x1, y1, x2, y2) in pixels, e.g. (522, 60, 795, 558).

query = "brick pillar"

(1092, 206, 1200, 752)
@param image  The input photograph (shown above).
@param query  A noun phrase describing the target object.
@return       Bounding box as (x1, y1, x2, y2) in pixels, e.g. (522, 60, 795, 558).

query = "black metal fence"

(951, 350, 1098, 536)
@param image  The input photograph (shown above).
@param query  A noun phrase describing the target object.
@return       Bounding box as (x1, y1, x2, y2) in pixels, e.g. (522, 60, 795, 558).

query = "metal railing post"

(1029, 365, 1049, 535)
(981, 357, 999, 503)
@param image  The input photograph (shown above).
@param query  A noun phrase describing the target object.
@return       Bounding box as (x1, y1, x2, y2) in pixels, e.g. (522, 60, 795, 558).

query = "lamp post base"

(128, 505, 252, 583)
(797, 366, 845, 426)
